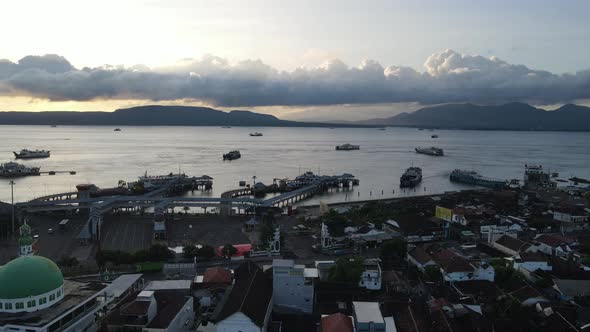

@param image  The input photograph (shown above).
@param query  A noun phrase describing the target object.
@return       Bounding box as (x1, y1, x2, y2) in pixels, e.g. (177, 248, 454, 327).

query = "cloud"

(1, 49, 589, 107)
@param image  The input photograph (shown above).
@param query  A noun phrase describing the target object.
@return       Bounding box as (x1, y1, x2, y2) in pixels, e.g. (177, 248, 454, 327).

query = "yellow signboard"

(435, 206, 452, 221)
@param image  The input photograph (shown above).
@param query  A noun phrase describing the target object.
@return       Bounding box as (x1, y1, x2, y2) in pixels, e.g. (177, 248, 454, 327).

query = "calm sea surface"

(0, 125, 589, 204)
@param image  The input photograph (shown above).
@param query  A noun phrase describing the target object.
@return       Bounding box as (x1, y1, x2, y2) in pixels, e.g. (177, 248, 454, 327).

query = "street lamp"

(9, 180, 15, 236)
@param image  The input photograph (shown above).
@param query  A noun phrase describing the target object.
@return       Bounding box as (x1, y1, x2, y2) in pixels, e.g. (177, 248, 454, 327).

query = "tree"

(221, 244, 237, 259)
(379, 238, 407, 268)
(328, 257, 364, 284)
(57, 256, 79, 268)
(183, 244, 197, 259)
(195, 245, 216, 260)
(148, 244, 175, 261)
(423, 265, 442, 282)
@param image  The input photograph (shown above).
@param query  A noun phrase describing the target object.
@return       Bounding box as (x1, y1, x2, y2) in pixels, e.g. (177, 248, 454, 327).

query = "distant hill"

(0, 105, 364, 127)
(361, 103, 590, 131)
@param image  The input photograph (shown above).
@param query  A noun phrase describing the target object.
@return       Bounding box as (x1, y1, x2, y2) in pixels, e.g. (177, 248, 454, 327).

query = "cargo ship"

(450, 169, 508, 189)
(400, 167, 422, 188)
(415, 147, 444, 156)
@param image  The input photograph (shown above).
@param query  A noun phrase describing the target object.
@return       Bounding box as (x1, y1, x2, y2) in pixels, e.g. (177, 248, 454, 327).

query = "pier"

(15, 171, 358, 241)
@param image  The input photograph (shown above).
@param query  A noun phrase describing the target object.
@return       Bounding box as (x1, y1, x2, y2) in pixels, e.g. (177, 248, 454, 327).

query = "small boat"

(223, 150, 241, 160)
(415, 147, 444, 156)
(250, 132, 263, 137)
(114, 128, 122, 132)
(51, 125, 57, 128)
(378, 128, 386, 130)
(0, 162, 41, 178)
(48, 171, 56, 175)
(431, 134, 439, 138)
(14, 149, 50, 159)
(335, 143, 360, 151)
(222, 126, 232, 128)
(400, 167, 422, 188)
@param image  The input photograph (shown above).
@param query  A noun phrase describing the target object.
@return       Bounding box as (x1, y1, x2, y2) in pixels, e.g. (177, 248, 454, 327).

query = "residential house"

(209, 261, 273, 332)
(440, 257, 495, 282)
(534, 234, 576, 258)
(358, 258, 382, 290)
(321, 313, 354, 332)
(514, 252, 552, 272)
(106, 290, 195, 332)
(193, 267, 233, 308)
(493, 235, 534, 256)
(353, 301, 385, 332)
(407, 246, 437, 271)
(272, 259, 316, 313)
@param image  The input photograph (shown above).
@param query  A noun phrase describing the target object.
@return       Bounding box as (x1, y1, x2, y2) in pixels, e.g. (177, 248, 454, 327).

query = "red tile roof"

(535, 234, 574, 247)
(203, 267, 232, 284)
(321, 313, 354, 332)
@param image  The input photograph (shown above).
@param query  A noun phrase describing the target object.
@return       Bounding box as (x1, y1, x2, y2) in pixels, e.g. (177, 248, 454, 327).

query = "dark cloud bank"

(1, 49, 589, 107)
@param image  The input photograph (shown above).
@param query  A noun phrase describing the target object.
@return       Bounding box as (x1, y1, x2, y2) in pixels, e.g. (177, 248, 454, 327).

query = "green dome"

(0, 256, 64, 299)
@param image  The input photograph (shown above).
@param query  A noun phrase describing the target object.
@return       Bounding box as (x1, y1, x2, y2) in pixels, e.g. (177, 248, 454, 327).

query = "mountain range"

(0, 103, 589, 131)
(0, 105, 361, 127)
(360, 103, 590, 131)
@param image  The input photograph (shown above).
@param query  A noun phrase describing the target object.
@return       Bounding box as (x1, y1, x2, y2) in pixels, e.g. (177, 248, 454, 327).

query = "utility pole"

(9, 180, 15, 237)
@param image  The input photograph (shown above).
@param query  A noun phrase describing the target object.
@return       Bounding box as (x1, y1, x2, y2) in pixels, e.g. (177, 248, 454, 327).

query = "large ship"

(450, 169, 508, 189)
(415, 147, 444, 156)
(136, 172, 188, 190)
(0, 162, 41, 177)
(223, 150, 241, 160)
(400, 167, 422, 188)
(335, 143, 360, 151)
(13, 149, 50, 159)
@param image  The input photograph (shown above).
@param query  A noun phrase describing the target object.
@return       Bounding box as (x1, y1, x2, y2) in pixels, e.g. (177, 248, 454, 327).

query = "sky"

(1, 0, 590, 121)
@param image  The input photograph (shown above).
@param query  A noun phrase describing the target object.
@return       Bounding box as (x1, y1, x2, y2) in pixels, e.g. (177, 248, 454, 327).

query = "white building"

(271, 259, 315, 313)
(514, 252, 552, 272)
(441, 258, 495, 282)
(352, 301, 385, 332)
(359, 259, 382, 290)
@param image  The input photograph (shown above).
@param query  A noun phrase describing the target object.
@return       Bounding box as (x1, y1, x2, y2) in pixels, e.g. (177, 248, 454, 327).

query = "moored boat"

(13, 149, 50, 159)
(223, 150, 241, 160)
(0, 162, 41, 178)
(450, 169, 508, 189)
(335, 143, 360, 151)
(400, 167, 422, 188)
(415, 147, 444, 156)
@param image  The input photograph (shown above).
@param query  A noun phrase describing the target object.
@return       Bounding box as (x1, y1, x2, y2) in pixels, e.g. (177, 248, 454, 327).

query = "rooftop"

(0, 279, 106, 328)
(353, 301, 384, 324)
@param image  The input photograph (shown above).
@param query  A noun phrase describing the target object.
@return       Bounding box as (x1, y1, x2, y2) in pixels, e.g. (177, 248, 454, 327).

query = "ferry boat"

(223, 150, 241, 160)
(0, 162, 41, 178)
(400, 167, 422, 188)
(250, 132, 263, 137)
(415, 147, 444, 156)
(335, 143, 360, 151)
(450, 169, 508, 189)
(136, 172, 188, 190)
(13, 149, 50, 159)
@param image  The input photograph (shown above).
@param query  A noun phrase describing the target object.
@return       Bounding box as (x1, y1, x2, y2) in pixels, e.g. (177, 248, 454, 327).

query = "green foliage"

(494, 264, 526, 290)
(328, 256, 364, 284)
(323, 209, 347, 236)
(379, 238, 407, 268)
(195, 245, 216, 259)
(57, 256, 79, 268)
(221, 244, 238, 259)
(423, 265, 442, 282)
